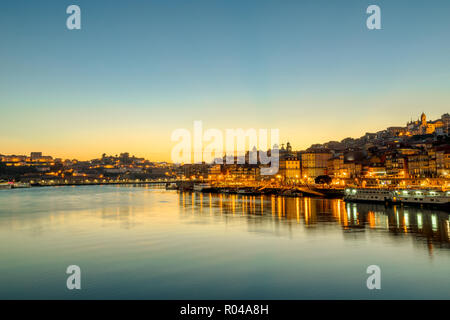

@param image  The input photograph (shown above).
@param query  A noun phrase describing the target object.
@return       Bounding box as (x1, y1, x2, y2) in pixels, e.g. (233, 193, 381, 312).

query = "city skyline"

(1, 0, 450, 161)
(1, 1, 450, 304)
(1, 111, 448, 162)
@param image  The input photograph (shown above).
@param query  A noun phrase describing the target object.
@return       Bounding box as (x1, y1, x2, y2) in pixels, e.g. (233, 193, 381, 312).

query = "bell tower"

(420, 112, 427, 126)
(286, 142, 292, 153)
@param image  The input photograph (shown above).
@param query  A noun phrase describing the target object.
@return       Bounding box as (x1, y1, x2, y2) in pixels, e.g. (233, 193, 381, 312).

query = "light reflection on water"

(0, 185, 449, 299)
(179, 191, 450, 253)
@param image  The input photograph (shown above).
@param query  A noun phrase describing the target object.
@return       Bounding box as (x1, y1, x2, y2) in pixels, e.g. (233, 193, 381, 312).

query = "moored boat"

(344, 188, 393, 203)
(165, 182, 178, 190)
(344, 187, 450, 209)
(0, 183, 12, 190)
(193, 183, 212, 192)
(391, 189, 450, 208)
(12, 182, 31, 188)
(236, 188, 258, 196)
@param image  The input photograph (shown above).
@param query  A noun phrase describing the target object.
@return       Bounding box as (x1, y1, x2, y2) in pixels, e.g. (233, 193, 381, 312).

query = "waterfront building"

(217, 164, 260, 181)
(181, 163, 210, 179)
(363, 163, 386, 178)
(327, 155, 344, 178)
(385, 151, 409, 178)
(408, 152, 432, 178)
(277, 142, 301, 183)
(342, 161, 363, 178)
(207, 164, 222, 180)
(279, 155, 300, 183)
(300, 149, 333, 179)
(436, 147, 450, 177)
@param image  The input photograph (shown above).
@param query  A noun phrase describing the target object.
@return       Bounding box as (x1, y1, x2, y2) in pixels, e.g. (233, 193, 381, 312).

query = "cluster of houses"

(180, 113, 450, 186)
(1, 113, 449, 187)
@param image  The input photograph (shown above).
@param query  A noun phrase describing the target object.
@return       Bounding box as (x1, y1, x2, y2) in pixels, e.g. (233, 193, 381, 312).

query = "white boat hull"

(344, 188, 450, 209)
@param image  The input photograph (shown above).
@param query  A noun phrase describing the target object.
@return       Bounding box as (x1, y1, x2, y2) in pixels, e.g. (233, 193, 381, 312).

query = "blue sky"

(1, 0, 449, 160)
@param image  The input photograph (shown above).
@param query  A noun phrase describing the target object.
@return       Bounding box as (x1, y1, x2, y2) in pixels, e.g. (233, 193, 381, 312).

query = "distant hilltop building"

(406, 112, 450, 135)
(309, 112, 450, 152)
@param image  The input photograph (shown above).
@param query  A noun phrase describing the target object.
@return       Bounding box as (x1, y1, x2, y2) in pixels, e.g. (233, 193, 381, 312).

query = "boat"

(193, 183, 212, 192)
(344, 187, 450, 209)
(391, 189, 450, 208)
(0, 183, 12, 190)
(236, 188, 257, 196)
(12, 182, 31, 188)
(281, 189, 303, 197)
(165, 182, 178, 190)
(344, 188, 393, 203)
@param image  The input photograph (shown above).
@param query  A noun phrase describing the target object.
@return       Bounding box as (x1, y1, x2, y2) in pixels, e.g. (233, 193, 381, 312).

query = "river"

(0, 185, 449, 299)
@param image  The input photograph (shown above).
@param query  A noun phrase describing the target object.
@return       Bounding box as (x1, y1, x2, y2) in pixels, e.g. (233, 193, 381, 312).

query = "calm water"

(0, 185, 449, 299)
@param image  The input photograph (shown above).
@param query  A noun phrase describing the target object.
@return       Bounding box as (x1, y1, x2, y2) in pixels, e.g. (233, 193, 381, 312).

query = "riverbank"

(172, 181, 344, 198)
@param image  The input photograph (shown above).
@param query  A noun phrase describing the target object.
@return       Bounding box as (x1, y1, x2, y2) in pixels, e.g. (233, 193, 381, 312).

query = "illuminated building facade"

(300, 150, 332, 179)
(279, 155, 300, 183)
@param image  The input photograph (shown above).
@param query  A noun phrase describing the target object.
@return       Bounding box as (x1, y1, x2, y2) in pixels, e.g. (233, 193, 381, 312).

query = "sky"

(1, 0, 450, 161)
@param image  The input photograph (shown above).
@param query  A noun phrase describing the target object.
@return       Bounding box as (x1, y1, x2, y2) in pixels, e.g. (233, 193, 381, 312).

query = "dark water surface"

(0, 185, 449, 299)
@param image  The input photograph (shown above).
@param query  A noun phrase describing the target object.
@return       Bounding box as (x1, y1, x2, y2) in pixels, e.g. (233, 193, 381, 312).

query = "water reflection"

(1, 186, 448, 255)
(1, 185, 450, 299)
(179, 192, 450, 254)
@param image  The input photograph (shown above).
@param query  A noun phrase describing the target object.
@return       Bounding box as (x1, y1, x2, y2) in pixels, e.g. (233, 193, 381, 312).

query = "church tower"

(421, 112, 427, 126)
(286, 142, 292, 153)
